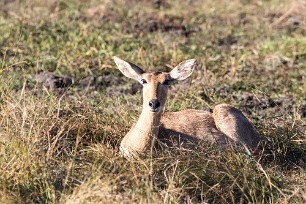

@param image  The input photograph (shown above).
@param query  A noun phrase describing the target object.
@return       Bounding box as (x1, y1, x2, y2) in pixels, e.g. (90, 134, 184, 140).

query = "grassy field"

(0, 0, 305, 203)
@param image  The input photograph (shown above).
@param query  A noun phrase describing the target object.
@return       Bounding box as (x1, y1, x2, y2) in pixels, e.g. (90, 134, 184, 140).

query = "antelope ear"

(113, 56, 145, 81)
(169, 59, 196, 81)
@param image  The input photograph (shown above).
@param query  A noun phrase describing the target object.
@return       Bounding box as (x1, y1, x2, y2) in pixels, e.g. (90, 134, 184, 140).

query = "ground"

(0, 0, 305, 203)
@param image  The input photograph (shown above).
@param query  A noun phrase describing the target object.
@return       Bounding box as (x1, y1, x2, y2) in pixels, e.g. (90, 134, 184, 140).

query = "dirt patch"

(79, 75, 121, 88)
(239, 92, 281, 111)
(238, 92, 294, 115)
(216, 34, 238, 47)
(134, 15, 198, 37)
(265, 1, 306, 33)
(151, 0, 171, 9)
(34, 72, 74, 90)
(237, 92, 306, 120)
(101, 81, 142, 96)
(79, 75, 141, 96)
(214, 34, 238, 50)
(299, 104, 306, 118)
(211, 87, 294, 117)
(33, 72, 142, 96)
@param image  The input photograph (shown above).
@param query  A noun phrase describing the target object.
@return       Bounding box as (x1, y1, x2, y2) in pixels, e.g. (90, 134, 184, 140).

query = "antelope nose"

(149, 99, 160, 110)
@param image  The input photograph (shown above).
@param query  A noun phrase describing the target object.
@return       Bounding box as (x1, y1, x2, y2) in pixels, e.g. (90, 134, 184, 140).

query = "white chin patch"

(150, 107, 161, 113)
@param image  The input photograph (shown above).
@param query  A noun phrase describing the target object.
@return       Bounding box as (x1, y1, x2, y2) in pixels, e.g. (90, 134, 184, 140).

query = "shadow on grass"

(258, 125, 306, 170)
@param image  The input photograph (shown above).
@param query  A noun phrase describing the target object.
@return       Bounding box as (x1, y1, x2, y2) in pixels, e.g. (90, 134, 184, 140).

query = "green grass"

(0, 0, 305, 203)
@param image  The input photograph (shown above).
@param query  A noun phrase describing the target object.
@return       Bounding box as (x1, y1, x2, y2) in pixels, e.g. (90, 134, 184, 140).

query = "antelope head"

(113, 56, 196, 114)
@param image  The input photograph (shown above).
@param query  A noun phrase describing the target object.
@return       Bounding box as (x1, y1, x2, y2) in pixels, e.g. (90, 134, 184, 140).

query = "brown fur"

(113, 56, 261, 158)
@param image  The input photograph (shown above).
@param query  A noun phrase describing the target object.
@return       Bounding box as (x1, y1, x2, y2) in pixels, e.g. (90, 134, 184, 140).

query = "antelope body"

(113, 57, 261, 158)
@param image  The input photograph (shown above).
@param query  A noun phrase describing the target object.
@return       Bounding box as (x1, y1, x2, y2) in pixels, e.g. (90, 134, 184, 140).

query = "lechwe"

(113, 56, 261, 158)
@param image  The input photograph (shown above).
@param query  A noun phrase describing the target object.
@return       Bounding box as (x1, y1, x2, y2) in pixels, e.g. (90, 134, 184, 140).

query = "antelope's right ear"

(113, 56, 144, 81)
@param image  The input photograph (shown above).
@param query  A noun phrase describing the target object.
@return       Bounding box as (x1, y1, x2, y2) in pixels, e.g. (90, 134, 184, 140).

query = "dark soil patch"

(79, 75, 121, 88)
(216, 34, 238, 47)
(265, 3, 306, 34)
(208, 87, 304, 120)
(259, 125, 306, 170)
(237, 92, 298, 118)
(151, 0, 171, 9)
(134, 15, 198, 37)
(33, 72, 142, 97)
(79, 75, 142, 96)
(299, 104, 306, 118)
(34, 72, 74, 90)
(239, 92, 281, 111)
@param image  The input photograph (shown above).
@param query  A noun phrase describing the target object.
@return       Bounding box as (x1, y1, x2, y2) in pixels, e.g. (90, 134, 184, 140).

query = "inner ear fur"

(113, 56, 145, 81)
(169, 59, 196, 81)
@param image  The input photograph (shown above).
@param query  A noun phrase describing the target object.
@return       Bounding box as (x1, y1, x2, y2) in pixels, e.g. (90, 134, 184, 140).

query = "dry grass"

(0, 0, 305, 203)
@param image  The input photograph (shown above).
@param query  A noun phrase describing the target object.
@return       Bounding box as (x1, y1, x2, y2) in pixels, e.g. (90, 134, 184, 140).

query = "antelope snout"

(148, 99, 161, 112)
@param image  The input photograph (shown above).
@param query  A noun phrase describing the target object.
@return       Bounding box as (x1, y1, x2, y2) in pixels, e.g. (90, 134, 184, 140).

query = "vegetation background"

(0, 0, 305, 203)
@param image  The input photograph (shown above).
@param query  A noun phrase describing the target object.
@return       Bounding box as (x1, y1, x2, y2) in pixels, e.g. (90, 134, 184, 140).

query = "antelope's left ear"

(169, 59, 196, 81)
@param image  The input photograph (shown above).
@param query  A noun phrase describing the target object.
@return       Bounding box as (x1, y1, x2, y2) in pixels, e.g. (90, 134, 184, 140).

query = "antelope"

(113, 56, 261, 158)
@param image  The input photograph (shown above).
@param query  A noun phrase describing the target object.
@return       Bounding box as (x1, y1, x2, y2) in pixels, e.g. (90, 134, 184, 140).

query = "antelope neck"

(133, 108, 162, 133)
(121, 108, 162, 153)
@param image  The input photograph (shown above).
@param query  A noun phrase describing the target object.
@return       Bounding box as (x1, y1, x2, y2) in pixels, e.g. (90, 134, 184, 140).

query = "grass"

(0, 0, 305, 203)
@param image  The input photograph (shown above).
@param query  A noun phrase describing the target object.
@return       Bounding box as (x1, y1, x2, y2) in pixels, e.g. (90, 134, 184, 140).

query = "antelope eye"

(163, 79, 171, 85)
(141, 79, 147, 84)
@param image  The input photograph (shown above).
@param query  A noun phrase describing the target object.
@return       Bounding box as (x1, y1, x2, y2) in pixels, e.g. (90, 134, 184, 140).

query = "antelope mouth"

(150, 108, 158, 112)
(149, 107, 161, 113)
